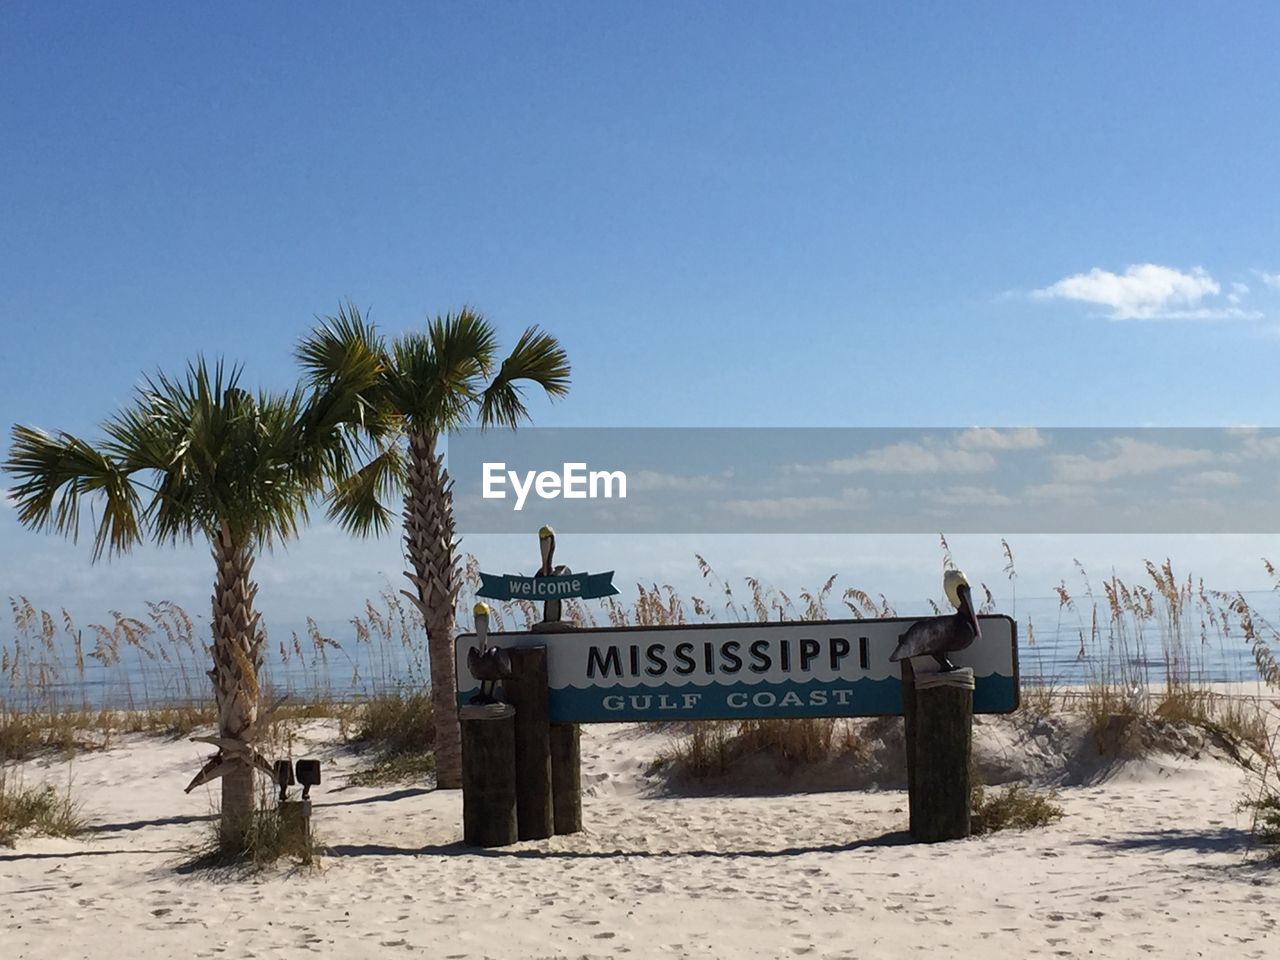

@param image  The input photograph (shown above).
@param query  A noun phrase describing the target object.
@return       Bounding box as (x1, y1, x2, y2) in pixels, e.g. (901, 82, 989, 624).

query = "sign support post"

(534, 620, 583, 835)
(504, 645, 555, 841)
(905, 666, 974, 842)
(460, 703, 519, 847)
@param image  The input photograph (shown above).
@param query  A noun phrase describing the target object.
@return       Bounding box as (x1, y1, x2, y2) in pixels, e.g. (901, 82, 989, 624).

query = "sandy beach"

(3, 716, 1276, 960)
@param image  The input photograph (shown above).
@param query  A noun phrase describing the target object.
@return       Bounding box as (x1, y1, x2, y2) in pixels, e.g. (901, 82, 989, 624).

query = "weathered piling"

(460, 703, 518, 847)
(533, 617, 583, 835)
(906, 667, 974, 843)
(278, 799, 312, 851)
(900, 660, 919, 835)
(549, 723, 583, 834)
(503, 645, 554, 841)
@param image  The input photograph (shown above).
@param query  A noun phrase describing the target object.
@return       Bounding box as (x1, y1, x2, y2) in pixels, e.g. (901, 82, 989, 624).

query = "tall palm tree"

(4, 360, 362, 847)
(297, 306, 570, 788)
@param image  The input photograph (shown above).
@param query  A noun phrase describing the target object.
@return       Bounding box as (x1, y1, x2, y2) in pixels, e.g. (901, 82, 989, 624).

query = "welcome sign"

(456, 616, 1018, 722)
(477, 571, 619, 602)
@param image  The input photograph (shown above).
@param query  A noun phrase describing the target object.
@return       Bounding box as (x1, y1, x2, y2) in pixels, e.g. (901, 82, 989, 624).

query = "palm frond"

(479, 326, 571, 428)
(326, 442, 406, 537)
(389, 310, 495, 431)
(4, 425, 143, 559)
(296, 302, 383, 387)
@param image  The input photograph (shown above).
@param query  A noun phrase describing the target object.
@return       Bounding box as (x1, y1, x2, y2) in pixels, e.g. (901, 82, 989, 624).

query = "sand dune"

(3, 719, 1276, 959)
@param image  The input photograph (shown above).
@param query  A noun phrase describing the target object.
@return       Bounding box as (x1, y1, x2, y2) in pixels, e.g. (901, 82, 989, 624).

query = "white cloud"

(1178, 470, 1242, 488)
(810, 442, 997, 476)
(953, 427, 1046, 451)
(925, 486, 1015, 507)
(1033, 264, 1257, 320)
(789, 430, 1039, 478)
(1255, 270, 1280, 290)
(1023, 482, 1099, 506)
(1233, 434, 1280, 460)
(1051, 438, 1213, 483)
(627, 470, 732, 493)
(722, 488, 870, 519)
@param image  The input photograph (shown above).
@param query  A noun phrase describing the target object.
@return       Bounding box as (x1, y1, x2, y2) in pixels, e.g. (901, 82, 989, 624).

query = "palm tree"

(4, 360, 362, 847)
(297, 306, 570, 788)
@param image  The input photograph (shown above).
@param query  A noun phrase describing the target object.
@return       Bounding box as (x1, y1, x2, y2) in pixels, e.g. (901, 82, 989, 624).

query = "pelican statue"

(535, 525, 572, 622)
(466, 601, 511, 704)
(889, 568, 981, 672)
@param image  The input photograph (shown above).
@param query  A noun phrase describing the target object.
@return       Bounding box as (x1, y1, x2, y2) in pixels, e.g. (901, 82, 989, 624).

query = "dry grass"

(1243, 793, 1280, 858)
(658, 717, 859, 780)
(971, 781, 1064, 834)
(5, 541, 1280, 802)
(646, 545, 1279, 786)
(345, 691, 436, 786)
(188, 790, 317, 869)
(347, 751, 435, 787)
(0, 766, 85, 846)
(1233, 580, 1280, 856)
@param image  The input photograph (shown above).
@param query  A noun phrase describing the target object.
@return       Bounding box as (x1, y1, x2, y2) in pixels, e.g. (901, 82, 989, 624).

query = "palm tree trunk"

(210, 520, 263, 847)
(402, 430, 462, 789)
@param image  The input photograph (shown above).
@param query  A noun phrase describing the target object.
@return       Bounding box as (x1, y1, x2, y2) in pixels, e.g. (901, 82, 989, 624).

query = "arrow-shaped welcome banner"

(478, 571, 619, 602)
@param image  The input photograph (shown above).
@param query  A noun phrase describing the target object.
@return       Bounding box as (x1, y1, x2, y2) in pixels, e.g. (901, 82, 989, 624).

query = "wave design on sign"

(455, 674, 1020, 721)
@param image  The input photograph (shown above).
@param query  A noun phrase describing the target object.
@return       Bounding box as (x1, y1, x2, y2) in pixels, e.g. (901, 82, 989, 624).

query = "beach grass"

(4, 542, 1280, 809)
(971, 781, 1065, 834)
(345, 690, 436, 786)
(0, 767, 84, 846)
(188, 793, 317, 869)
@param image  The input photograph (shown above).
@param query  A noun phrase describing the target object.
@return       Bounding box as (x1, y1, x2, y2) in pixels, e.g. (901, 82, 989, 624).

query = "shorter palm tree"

(297, 306, 570, 787)
(4, 359, 360, 847)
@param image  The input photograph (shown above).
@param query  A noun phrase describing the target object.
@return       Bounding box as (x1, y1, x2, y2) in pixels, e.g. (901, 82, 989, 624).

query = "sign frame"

(457, 615, 1019, 723)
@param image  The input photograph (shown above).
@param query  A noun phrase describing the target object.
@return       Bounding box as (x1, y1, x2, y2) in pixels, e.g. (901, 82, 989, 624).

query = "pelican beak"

(539, 527, 554, 571)
(957, 583, 980, 638)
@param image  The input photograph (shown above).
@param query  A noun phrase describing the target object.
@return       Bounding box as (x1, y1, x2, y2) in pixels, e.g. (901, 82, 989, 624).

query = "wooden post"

(549, 723, 583, 834)
(460, 703, 518, 847)
(899, 659, 918, 835)
(532, 618, 583, 835)
(279, 799, 311, 851)
(909, 667, 974, 843)
(503, 645, 554, 841)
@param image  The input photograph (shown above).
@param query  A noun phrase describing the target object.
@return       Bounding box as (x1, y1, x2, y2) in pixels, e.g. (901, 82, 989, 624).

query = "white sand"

(3, 719, 1277, 959)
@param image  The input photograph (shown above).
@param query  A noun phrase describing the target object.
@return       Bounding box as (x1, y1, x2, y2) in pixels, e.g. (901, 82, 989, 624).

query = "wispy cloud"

(1033, 264, 1259, 320)
(627, 470, 732, 493)
(925, 486, 1015, 507)
(1255, 270, 1280, 290)
(722, 488, 869, 519)
(1051, 437, 1213, 483)
(1023, 482, 1099, 506)
(814, 442, 996, 476)
(953, 427, 1045, 451)
(791, 429, 1039, 477)
(1176, 469, 1242, 488)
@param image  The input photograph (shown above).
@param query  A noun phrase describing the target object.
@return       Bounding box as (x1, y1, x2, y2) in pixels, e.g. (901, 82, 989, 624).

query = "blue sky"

(3, 3, 1280, 634)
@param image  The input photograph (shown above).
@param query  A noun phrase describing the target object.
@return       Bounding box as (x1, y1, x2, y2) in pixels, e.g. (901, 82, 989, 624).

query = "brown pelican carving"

(890, 569, 981, 672)
(466, 602, 510, 704)
(535, 525, 572, 622)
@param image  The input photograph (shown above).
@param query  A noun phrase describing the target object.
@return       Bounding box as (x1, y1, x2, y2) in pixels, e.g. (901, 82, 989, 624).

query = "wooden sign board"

(457, 615, 1018, 722)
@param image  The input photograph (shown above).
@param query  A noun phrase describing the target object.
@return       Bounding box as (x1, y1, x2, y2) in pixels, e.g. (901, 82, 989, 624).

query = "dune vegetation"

(3, 544, 1279, 850)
